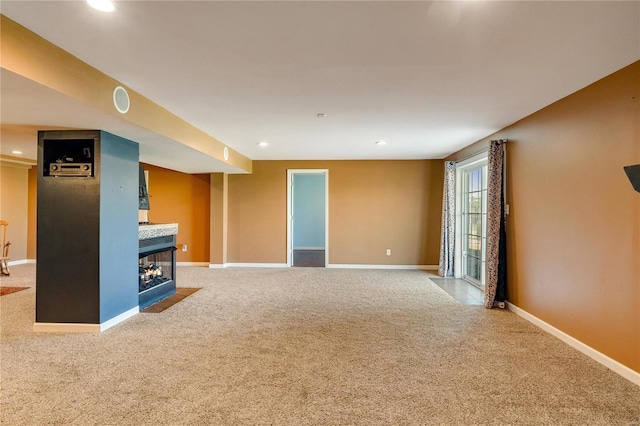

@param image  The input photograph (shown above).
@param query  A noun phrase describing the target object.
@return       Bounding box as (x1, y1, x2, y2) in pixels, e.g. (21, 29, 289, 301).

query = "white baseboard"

(7, 259, 36, 266)
(327, 264, 438, 270)
(210, 263, 289, 268)
(33, 306, 139, 333)
(176, 262, 209, 267)
(208, 263, 439, 270)
(4, 259, 439, 273)
(506, 302, 640, 386)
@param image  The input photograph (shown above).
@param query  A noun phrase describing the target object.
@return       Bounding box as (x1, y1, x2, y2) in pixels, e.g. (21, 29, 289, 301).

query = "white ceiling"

(1, 1, 639, 172)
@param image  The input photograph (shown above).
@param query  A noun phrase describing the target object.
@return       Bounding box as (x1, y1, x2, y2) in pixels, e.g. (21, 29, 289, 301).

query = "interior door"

(287, 170, 328, 267)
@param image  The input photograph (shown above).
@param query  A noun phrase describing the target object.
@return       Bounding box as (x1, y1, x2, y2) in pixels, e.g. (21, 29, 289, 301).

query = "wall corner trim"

(33, 306, 139, 333)
(506, 302, 640, 387)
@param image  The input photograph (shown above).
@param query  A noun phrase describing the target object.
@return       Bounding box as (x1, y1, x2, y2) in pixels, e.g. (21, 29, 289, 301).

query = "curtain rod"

(451, 139, 508, 164)
(452, 147, 488, 164)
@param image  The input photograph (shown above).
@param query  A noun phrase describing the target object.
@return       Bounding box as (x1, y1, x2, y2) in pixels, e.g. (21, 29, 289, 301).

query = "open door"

(287, 170, 329, 267)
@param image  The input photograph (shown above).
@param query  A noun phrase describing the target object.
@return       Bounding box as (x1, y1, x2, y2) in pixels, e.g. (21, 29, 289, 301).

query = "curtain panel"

(485, 140, 507, 309)
(438, 161, 456, 277)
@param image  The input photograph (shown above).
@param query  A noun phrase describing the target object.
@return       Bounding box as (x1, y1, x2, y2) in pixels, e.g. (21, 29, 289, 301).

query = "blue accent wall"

(293, 174, 325, 249)
(99, 131, 139, 323)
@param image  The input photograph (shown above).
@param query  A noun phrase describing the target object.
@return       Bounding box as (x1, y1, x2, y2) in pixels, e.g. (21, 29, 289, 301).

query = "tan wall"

(447, 61, 640, 372)
(209, 173, 227, 265)
(0, 163, 30, 261)
(141, 164, 211, 263)
(27, 167, 37, 259)
(227, 160, 444, 265)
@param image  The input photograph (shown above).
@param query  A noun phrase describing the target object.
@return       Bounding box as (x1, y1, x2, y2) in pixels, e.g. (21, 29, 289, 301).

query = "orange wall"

(447, 61, 640, 372)
(227, 160, 444, 265)
(141, 164, 211, 263)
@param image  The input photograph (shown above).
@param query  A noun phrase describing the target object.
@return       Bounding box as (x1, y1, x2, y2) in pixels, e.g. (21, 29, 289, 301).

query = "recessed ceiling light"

(376, 140, 387, 145)
(87, 0, 115, 12)
(258, 141, 268, 147)
(317, 113, 326, 118)
(11, 150, 22, 155)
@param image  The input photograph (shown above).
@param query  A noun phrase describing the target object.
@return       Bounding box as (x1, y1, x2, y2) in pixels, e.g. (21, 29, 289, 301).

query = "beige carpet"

(1, 264, 639, 425)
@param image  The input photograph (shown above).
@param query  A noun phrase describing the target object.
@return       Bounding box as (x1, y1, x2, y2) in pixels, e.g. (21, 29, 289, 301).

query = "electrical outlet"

(386, 249, 391, 256)
(182, 244, 188, 252)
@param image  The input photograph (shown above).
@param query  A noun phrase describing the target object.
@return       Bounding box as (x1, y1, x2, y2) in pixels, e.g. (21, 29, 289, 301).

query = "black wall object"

(624, 164, 640, 193)
(36, 130, 139, 325)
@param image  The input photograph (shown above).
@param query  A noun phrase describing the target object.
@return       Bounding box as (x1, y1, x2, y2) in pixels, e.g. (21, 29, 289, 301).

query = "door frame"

(286, 169, 329, 267)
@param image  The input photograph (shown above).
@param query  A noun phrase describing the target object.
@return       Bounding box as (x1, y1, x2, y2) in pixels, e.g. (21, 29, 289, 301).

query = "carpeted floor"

(1, 264, 639, 425)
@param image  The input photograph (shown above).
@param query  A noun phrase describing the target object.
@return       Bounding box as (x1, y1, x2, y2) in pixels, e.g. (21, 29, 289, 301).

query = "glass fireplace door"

(139, 249, 174, 293)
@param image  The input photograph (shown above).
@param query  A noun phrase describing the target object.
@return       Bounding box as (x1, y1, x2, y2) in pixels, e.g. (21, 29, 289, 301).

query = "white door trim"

(287, 169, 329, 267)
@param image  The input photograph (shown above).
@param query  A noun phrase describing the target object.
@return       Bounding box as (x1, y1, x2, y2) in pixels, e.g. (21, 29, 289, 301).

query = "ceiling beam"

(0, 14, 252, 174)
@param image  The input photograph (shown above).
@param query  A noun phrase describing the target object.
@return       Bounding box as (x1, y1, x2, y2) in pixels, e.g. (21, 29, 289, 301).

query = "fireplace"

(139, 243, 173, 292)
(138, 225, 178, 309)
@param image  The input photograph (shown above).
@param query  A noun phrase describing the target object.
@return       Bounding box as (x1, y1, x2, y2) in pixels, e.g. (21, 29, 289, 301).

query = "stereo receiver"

(49, 163, 92, 177)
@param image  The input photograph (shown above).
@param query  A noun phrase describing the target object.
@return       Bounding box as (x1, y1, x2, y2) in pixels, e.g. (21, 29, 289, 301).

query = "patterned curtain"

(438, 161, 456, 277)
(485, 140, 507, 308)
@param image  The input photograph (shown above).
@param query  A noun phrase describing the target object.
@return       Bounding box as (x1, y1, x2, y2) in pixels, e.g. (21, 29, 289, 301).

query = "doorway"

(287, 170, 329, 267)
(455, 155, 488, 289)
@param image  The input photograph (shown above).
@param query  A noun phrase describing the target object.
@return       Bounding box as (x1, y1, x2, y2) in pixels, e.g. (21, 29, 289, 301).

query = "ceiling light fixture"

(376, 140, 387, 145)
(258, 141, 268, 147)
(87, 0, 115, 12)
(317, 113, 325, 118)
(11, 150, 23, 155)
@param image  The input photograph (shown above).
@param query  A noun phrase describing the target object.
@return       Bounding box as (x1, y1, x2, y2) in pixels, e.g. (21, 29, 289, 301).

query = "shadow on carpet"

(142, 288, 201, 313)
(0, 286, 29, 296)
